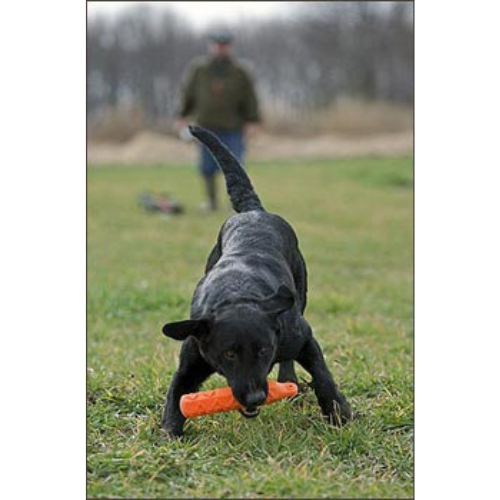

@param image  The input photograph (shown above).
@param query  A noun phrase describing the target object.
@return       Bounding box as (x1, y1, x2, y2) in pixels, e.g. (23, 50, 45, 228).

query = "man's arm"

(176, 62, 199, 127)
(240, 69, 261, 125)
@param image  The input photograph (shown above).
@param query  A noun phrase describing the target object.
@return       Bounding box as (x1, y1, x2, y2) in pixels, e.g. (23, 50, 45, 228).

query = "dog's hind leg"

(277, 361, 298, 385)
(296, 327, 352, 426)
(161, 337, 214, 438)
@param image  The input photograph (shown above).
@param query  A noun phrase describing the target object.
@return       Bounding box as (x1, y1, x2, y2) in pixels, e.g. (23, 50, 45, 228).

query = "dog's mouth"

(239, 407, 261, 418)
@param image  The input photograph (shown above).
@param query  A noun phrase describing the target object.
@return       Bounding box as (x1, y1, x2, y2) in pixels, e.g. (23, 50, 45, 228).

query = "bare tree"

(87, 1, 414, 131)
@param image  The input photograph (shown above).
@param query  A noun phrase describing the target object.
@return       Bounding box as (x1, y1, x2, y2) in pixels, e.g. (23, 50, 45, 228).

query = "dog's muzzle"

(238, 389, 266, 418)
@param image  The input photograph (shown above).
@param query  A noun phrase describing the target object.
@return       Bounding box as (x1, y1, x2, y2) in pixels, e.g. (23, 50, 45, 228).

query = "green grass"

(87, 157, 413, 499)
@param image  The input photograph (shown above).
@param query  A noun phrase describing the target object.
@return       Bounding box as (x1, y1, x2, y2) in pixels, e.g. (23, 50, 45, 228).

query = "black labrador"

(161, 126, 352, 437)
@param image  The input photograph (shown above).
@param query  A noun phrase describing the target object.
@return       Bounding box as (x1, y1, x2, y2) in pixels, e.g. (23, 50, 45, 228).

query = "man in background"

(176, 31, 261, 212)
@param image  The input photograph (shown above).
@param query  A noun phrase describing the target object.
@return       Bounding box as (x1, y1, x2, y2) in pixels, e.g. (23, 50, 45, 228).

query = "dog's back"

(188, 127, 307, 318)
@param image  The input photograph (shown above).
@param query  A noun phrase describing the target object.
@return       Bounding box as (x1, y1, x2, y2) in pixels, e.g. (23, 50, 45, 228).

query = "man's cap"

(208, 31, 234, 44)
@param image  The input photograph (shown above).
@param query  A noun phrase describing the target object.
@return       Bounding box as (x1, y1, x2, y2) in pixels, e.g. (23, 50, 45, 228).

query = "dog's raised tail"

(188, 125, 264, 213)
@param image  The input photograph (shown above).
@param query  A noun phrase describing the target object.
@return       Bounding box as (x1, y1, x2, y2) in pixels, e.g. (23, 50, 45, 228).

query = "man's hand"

(175, 118, 189, 132)
(175, 118, 194, 142)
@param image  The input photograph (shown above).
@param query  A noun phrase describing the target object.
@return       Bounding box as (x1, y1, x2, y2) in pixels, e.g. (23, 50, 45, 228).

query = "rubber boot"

(202, 173, 218, 211)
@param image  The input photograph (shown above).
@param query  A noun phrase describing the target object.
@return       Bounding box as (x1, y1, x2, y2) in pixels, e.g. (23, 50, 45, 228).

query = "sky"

(87, 1, 285, 30)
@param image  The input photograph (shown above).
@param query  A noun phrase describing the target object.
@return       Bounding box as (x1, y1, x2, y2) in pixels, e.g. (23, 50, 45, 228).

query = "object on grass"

(180, 380, 298, 418)
(139, 192, 184, 215)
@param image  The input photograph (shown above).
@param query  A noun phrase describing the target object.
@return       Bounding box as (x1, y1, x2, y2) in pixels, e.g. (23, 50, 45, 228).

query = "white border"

(416, 1, 499, 498)
(1, 1, 85, 498)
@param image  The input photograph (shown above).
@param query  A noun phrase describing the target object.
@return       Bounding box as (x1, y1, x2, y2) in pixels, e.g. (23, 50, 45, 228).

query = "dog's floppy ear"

(162, 319, 210, 341)
(262, 285, 295, 317)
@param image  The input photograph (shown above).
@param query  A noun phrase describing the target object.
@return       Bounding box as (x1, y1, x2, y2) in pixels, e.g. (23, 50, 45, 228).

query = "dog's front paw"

(161, 418, 185, 439)
(325, 400, 353, 427)
(160, 426, 184, 440)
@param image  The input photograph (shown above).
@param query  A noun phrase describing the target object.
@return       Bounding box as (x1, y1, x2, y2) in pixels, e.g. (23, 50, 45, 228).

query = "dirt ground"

(87, 129, 413, 166)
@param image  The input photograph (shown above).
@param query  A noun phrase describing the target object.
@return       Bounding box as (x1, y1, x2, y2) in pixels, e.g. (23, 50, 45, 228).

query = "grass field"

(87, 156, 414, 499)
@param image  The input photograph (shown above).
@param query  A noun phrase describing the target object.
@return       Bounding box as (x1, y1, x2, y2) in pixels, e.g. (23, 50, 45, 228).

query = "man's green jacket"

(177, 56, 261, 130)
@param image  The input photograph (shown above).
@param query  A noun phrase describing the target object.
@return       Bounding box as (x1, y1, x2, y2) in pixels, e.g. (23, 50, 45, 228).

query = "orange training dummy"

(180, 380, 298, 418)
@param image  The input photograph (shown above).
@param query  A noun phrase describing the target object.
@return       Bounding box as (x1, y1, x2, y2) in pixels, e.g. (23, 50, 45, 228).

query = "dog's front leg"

(162, 337, 214, 438)
(296, 332, 352, 426)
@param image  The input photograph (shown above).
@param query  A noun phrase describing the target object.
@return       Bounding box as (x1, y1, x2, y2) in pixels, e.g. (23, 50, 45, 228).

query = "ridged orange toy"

(180, 380, 298, 418)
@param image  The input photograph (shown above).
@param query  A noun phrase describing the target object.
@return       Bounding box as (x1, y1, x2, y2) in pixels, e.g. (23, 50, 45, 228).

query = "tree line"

(87, 1, 413, 127)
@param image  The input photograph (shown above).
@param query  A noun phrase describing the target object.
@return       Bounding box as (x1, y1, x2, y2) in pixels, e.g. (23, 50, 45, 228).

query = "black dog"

(161, 126, 352, 437)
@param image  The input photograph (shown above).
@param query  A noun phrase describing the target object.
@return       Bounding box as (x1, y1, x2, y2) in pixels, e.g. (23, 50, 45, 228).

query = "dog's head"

(162, 285, 294, 416)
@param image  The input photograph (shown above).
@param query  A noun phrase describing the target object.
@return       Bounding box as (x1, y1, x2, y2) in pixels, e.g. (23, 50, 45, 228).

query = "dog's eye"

(223, 350, 236, 360)
(258, 347, 268, 357)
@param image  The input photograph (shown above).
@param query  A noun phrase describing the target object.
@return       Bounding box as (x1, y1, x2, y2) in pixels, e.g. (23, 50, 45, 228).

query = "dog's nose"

(244, 390, 267, 408)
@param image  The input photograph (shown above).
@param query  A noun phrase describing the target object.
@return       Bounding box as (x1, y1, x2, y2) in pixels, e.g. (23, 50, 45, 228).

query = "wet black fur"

(161, 126, 352, 437)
